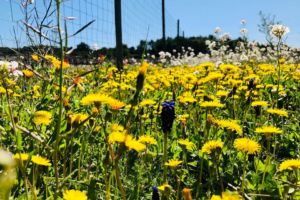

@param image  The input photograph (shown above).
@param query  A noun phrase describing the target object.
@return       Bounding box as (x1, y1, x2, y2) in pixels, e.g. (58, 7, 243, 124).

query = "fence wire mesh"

(0, 0, 181, 49)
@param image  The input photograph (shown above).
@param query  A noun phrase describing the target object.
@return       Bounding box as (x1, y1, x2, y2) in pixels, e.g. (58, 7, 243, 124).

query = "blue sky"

(167, 0, 300, 47)
(0, 0, 300, 47)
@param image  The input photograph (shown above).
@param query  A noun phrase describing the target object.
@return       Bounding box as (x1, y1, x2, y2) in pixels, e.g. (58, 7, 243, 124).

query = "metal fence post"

(177, 19, 180, 38)
(162, 0, 166, 47)
(114, 0, 123, 71)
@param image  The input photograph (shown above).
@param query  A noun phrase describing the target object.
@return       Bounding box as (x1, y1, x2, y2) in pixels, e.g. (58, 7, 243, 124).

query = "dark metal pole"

(114, 0, 123, 71)
(162, 0, 166, 46)
(177, 19, 180, 38)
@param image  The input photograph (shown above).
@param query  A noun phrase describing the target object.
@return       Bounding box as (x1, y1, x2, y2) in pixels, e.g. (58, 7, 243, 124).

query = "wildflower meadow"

(0, 1, 299, 200)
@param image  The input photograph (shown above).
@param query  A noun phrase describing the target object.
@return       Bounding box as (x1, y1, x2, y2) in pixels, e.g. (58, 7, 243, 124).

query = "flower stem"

(262, 138, 271, 186)
(175, 169, 180, 200)
(114, 160, 126, 200)
(163, 131, 168, 183)
(241, 154, 247, 195)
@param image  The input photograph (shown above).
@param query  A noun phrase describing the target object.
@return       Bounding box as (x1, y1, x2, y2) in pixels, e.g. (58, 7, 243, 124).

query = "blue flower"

(248, 78, 256, 90)
(161, 100, 175, 133)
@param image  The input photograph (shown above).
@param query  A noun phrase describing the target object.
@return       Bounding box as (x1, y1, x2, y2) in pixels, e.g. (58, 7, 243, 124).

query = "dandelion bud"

(161, 101, 175, 133)
(92, 107, 99, 114)
(152, 186, 160, 200)
(136, 62, 149, 92)
(66, 114, 72, 131)
(183, 188, 192, 200)
(89, 118, 95, 127)
(63, 98, 70, 109)
(254, 106, 261, 117)
(207, 114, 215, 123)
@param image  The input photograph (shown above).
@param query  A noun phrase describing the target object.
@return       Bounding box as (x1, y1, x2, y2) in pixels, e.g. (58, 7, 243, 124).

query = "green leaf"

(187, 161, 197, 167)
(256, 159, 265, 172)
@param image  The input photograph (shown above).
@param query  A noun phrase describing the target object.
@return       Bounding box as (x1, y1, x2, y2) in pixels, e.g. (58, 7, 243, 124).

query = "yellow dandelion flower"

(0, 86, 6, 94)
(45, 55, 57, 62)
(251, 101, 268, 107)
(255, 125, 283, 136)
(106, 98, 126, 110)
(293, 70, 300, 80)
(210, 195, 222, 200)
(31, 54, 40, 62)
(214, 119, 243, 135)
(197, 62, 215, 71)
(140, 99, 156, 107)
(22, 69, 34, 78)
(177, 114, 189, 125)
(111, 123, 124, 132)
(125, 136, 146, 152)
(220, 64, 240, 74)
(13, 93, 21, 97)
(71, 113, 89, 125)
(201, 140, 223, 154)
(178, 92, 197, 104)
(200, 101, 224, 108)
(178, 139, 196, 151)
(63, 190, 87, 200)
(14, 153, 29, 161)
(221, 191, 242, 200)
(198, 72, 224, 85)
(158, 183, 172, 191)
(31, 155, 51, 166)
(258, 63, 276, 75)
(279, 159, 300, 171)
(165, 159, 182, 168)
(108, 131, 126, 144)
(138, 135, 157, 145)
(5, 78, 16, 85)
(211, 195, 222, 200)
(255, 84, 264, 89)
(216, 90, 229, 97)
(234, 138, 261, 155)
(238, 85, 248, 91)
(265, 84, 274, 89)
(33, 110, 52, 126)
(80, 93, 110, 106)
(266, 108, 288, 117)
(52, 60, 69, 70)
(139, 62, 149, 76)
(33, 85, 41, 98)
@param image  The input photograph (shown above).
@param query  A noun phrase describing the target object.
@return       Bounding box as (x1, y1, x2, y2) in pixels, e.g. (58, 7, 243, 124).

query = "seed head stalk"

(276, 37, 282, 106)
(54, 0, 65, 198)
